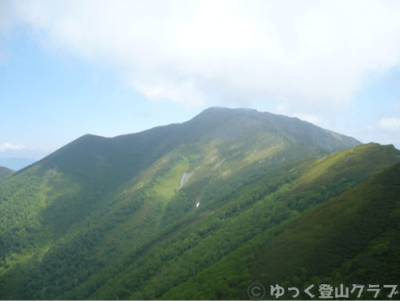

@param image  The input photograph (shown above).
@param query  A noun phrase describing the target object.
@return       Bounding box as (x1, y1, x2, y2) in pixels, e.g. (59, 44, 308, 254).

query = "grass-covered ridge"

(292, 143, 400, 192)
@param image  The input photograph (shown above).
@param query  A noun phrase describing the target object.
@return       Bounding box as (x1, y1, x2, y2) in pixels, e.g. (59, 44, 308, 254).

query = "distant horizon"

(0, 157, 36, 171)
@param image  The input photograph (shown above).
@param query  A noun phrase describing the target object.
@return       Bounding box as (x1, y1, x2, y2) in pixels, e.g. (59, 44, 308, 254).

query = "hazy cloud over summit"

(5, 0, 400, 111)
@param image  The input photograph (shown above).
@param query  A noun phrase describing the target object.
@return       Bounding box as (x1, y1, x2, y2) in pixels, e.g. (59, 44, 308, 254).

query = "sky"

(1, 0, 400, 162)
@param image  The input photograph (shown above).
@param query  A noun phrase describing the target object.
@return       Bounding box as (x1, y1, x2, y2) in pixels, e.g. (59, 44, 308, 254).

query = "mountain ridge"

(33, 107, 361, 173)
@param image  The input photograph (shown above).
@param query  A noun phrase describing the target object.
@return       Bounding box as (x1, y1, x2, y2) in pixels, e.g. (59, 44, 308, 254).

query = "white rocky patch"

(179, 172, 192, 189)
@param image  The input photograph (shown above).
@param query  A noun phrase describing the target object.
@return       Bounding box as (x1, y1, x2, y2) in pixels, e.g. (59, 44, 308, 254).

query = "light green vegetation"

(293, 143, 400, 192)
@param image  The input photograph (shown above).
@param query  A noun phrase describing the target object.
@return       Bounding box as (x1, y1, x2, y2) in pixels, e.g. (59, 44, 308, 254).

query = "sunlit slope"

(292, 143, 400, 192)
(158, 147, 400, 300)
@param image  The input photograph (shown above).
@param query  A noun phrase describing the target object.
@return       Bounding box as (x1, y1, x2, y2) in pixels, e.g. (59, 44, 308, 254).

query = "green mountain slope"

(158, 147, 400, 300)
(0, 107, 397, 300)
(247, 161, 400, 300)
(0, 166, 14, 179)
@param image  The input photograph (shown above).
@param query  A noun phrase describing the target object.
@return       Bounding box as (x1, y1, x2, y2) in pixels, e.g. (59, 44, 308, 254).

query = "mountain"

(32, 107, 361, 176)
(189, 107, 360, 152)
(0, 107, 398, 300)
(23, 107, 361, 202)
(0, 166, 14, 179)
(0, 158, 36, 171)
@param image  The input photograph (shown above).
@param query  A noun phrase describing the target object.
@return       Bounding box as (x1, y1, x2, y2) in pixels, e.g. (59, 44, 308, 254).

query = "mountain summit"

(36, 107, 360, 174)
(186, 107, 360, 152)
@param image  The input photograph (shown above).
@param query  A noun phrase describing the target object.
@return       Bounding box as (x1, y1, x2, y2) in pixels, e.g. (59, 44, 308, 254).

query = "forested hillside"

(0, 107, 398, 300)
(0, 166, 14, 179)
(162, 159, 400, 300)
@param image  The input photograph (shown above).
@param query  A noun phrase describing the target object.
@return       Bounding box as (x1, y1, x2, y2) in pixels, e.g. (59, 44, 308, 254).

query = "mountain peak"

(188, 107, 361, 152)
(192, 107, 258, 119)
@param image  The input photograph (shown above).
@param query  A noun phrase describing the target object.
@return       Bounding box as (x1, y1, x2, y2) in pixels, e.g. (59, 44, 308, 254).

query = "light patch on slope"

(293, 146, 367, 189)
(244, 143, 285, 164)
(222, 169, 231, 177)
(179, 171, 193, 189)
(325, 130, 343, 141)
(213, 159, 225, 169)
(209, 155, 217, 163)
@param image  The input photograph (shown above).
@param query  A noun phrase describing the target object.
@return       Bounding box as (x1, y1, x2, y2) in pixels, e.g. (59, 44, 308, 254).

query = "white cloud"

(0, 142, 25, 152)
(275, 103, 326, 126)
(6, 0, 400, 112)
(0, 1, 17, 35)
(358, 116, 400, 149)
(395, 102, 400, 112)
(0, 0, 19, 63)
(133, 80, 205, 107)
(377, 117, 400, 130)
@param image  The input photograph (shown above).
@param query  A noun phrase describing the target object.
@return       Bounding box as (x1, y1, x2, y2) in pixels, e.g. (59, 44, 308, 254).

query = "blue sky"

(1, 0, 400, 162)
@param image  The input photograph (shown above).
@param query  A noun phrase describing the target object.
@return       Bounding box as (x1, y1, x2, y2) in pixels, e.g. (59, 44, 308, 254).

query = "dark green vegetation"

(0, 107, 399, 300)
(247, 161, 400, 299)
(0, 166, 14, 179)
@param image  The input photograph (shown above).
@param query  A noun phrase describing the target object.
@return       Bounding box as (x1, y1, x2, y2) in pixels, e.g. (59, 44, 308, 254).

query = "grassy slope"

(159, 144, 400, 300)
(292, 143, 400, 192)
